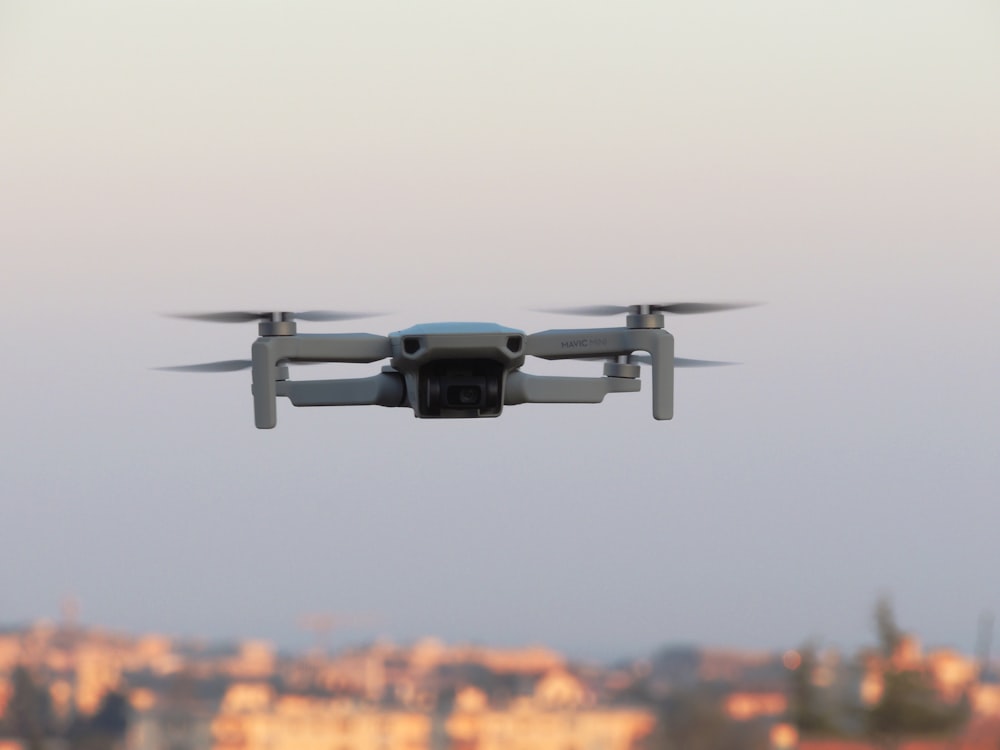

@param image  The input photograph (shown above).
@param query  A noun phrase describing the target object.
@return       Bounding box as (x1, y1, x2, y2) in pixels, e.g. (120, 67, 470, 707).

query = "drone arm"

(276, 372, 405, 408)
(525, 327, 674, 419)
(525, 328, 633, 359)
(252, 334, 392, 428)
(504, 371, 639, 405)
(631, 328, 674, 421)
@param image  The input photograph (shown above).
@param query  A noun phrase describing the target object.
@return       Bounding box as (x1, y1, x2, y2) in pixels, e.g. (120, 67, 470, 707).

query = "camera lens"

(418, 359, 504, 416)
(447, 385, 482, 406)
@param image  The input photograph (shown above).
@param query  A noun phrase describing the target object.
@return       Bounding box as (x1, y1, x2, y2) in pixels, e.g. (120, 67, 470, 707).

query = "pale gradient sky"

(1, 1, 999, 659)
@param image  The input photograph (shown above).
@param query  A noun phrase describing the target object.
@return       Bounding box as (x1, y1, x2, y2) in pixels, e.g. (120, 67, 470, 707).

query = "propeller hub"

(604, 358, 641, 379)
(259, 316, 297, 337)
(626, 311, 664, 330)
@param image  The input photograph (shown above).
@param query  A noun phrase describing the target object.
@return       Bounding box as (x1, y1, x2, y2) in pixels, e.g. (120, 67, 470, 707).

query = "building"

(210, 683, 430, 750)
(724, 691, 789, 721)
(445, 670, 655, 750)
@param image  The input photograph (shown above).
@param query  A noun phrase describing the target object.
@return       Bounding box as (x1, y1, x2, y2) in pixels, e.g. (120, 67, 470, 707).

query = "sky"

(1, 0, 999, 660)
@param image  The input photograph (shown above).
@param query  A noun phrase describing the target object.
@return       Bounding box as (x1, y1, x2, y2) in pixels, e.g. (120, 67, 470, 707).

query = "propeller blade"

(292, 310, 382, 322)
(542, 302, 758, 317)
(155, 359, 331, 372)
(630, 354, 737, 367)
(652, 302, 758, 315)
(581, 354, 738, 367)
(168, 310, 383, 323)
(538, 305, 630, 316)
(155, 359, 332, 372)
(675, 356, 738, 367)
(155, 359, 252, 372)
(169, 312, 268, 323)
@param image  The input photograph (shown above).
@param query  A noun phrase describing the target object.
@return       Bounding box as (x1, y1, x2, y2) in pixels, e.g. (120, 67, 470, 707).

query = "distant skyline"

(2, 598, 988, 665)
(2, 0, 999, 661)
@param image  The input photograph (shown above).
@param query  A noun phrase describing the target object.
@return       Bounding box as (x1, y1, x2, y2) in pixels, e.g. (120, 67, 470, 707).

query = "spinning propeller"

(154, 359, 332, 373)
(156, 359, 255, 373)
(583, 354, 737, 368)
(645, 355, 736, 368)
(158, 309, 382, 373)
(169, 309, 380, 323)
(542, 302, 758, 316)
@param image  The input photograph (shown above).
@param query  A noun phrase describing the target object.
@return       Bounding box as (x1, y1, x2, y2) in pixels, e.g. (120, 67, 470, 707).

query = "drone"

(160, 303, 753, 428)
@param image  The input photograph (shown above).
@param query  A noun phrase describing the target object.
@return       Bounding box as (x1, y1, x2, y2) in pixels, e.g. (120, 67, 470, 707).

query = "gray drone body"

(164, 303, 750, 428)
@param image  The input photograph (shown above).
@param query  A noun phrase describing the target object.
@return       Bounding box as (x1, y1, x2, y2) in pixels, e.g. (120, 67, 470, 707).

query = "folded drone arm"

(525, 327, 674, 419)
(504, 371, 640, 405)
(252, 333, 392, 428)
(275, 373, 405, 408)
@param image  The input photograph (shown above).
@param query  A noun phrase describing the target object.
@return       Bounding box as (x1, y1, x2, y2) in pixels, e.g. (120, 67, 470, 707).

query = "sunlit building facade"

(210, 683, 430, 750)
(445, 671, 655, 750)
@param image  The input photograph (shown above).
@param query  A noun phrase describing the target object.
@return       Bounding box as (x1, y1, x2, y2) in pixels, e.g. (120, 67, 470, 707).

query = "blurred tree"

(90, 691, 129, 736)
(867, 669, 967, 738)
(4, 665, 49, 750)
(67, 690, 130, 750)
(788, 643, 837, 735)
(875, 597, 903, 658)
(652, 688, 768, 750)
(866, 598, 967, 746)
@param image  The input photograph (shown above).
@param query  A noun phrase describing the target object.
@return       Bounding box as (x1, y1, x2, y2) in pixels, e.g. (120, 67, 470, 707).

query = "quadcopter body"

(164, 304, 749, 428)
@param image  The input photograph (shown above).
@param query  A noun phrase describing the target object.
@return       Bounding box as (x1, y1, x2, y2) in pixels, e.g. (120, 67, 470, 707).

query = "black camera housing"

(419, 359, 504, 417)
(389, 323, 527, 419)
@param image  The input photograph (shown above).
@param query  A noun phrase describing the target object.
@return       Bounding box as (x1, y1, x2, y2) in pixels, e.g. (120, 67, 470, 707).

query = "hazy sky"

(2, 0, 999, 659)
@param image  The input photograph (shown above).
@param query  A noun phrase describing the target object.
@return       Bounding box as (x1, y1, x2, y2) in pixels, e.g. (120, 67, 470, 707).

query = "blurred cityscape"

(2, 599, 999, 750)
